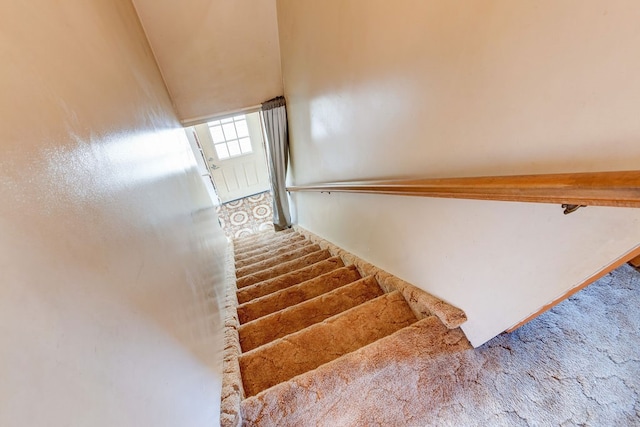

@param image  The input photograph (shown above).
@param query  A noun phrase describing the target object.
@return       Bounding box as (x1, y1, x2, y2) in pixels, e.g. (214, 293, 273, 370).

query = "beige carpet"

(245, 264, 640, 426)
(222, 229, 470, 426)
(225, 229, 640, 426)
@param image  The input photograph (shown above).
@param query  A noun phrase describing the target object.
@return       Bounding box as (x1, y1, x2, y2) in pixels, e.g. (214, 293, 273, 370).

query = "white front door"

(193, 112, 271, 203)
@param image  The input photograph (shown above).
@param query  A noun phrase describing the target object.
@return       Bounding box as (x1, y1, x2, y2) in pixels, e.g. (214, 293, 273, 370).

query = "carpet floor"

(223, 229, 471, 426)
(226, 229, 640, 426)
(266, 264, 640, 426)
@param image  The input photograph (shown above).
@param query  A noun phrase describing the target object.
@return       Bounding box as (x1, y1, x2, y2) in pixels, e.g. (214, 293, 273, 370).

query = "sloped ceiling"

(132, 0, 283, 123)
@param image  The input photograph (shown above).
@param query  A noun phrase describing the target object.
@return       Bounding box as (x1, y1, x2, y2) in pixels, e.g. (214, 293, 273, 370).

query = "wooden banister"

(287, 170, 640, 209)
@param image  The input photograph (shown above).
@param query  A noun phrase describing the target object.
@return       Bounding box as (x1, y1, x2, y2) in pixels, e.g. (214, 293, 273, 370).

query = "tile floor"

(216, 191, 274, 239)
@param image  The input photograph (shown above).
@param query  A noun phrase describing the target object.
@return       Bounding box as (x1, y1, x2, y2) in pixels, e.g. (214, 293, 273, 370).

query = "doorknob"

(208, 158, 220, 170)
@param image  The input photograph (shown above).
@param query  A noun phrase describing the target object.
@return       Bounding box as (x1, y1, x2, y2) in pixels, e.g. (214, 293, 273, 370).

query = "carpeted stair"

(221, 227, 472, 426)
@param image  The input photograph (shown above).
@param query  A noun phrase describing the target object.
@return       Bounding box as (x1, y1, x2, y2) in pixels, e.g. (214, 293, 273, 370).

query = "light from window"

(207, 114, 253, 160)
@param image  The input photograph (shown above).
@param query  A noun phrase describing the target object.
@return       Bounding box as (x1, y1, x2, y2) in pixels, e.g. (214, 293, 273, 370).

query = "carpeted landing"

(221, 228, 471, 426)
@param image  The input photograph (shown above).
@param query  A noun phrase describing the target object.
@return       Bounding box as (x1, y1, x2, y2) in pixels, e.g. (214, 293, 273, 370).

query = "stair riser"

(233, 232, 276, 247)
(237, 257, 344, 304)
(236, 244, 322, 278)
(223, 225, 471, 427)
(235, 236, 294, 254)
(233, 228, 294, 247)
(239, 276, 383, 352)
(235, 235, 306, 261)
(240, 317, 472, 425)
(235, 241, 315, 270)
(235, 232, 302, 254)
(236, 250, 332, 289)
(239, 291, 417, 397)
(237, 266, 362, 324)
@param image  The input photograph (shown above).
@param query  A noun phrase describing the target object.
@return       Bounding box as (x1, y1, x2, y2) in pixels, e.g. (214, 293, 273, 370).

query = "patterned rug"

(216, 192, 274, 239)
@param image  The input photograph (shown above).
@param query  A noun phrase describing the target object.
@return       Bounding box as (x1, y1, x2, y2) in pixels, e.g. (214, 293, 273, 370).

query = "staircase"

(221, 227, 472, 426)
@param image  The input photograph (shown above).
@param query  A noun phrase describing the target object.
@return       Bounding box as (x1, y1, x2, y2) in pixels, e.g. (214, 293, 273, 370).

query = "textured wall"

(133, 0, 283, 122)
(277, 0, 640, 346)
(0, 1, 227, 425)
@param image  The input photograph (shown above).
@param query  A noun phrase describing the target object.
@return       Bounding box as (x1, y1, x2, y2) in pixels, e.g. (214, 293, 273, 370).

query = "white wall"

(278, 0, 640, 346)
(0, 1, 227, 425)
(185, 129, 221, 206)
(133, 0, 283, 123)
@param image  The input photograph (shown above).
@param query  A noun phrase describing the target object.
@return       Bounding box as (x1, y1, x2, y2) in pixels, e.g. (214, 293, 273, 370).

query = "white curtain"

(261, 96, 291, 230)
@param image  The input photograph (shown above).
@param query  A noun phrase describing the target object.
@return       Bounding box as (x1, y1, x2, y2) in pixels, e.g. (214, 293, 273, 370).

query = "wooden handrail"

(287, 170, 640, 209)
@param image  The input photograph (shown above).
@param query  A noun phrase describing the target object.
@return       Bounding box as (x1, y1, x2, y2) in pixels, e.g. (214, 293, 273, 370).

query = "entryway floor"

(216, 191, 274, 239)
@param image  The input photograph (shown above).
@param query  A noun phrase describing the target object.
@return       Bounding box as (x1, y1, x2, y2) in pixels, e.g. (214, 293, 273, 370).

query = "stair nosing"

(235, 240, 313, 266)
(238, 290, 418, 397)
(236, 249, 332, 288)
(233, 228, 294, 246)
(236, 243, 324, 280)
(238, 290, 407, 361)
(234, 235, 307, 261)
(237, 255, 340, 294)
(238, 275, 381, 352)
(234, 233, 303, 254)
(236, 256, 345, 303)
(240, 315, 459, 406)
(236, 265, 361, 323)
(235, 243, 320, 277)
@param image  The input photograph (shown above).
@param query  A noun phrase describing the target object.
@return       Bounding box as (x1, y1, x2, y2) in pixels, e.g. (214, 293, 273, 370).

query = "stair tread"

(221, 226, 471, 427)
(237, 265, 362, 324)
(240, 316, 472, 425)
(239, 276, 383, 352)
(235, 240, 315, 269)
(236, 244, 322, 278)
(233, 228, 293, 246)
(239, 290, 417, 397)
(237, 257, 345, 304)
(237, 249, 331, 288)
(235, 232, 302, 255)
(235, 236, 296, 254)
(233, 231, 276, 246)
(234, 234, 306, 261)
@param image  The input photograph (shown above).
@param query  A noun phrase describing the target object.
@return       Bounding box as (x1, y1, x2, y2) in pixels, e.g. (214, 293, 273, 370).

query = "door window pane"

(207, 113, 254, 160)
(222, 123, 237, 140)
(210, 126, 225, 144)
(239, 137, 252, 154)
(235, 120, 249, 138)
(215, 143, 230, 159)
(227, 140, 241, 157)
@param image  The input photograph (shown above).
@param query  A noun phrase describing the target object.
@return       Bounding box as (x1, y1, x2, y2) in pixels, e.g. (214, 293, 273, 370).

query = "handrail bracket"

(562, 204, 586, 215)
